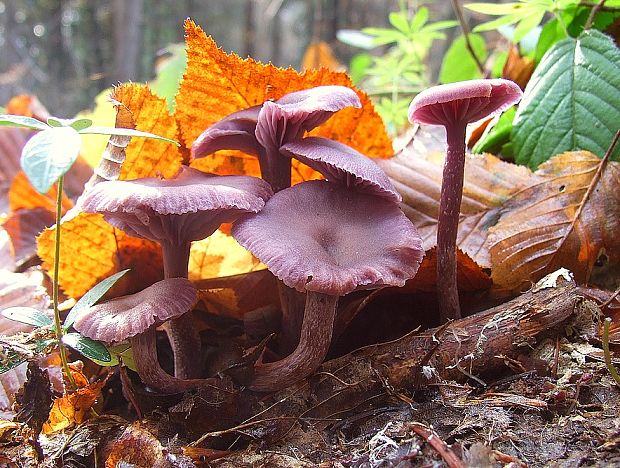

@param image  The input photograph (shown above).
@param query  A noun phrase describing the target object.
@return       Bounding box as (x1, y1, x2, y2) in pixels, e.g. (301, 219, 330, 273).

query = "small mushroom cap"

(280, 137, 401, 203)
(408, 79, 522, 127)
(73, 278, 197, 343)
(232, 180, 423, 296)
(191, 105, 262, 159)
(81, 166, 273, 243)
(255, 86, 362, 150)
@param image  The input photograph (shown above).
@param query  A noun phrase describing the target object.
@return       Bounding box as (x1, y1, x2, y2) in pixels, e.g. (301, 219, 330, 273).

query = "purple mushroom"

(73, 278, 211, 393)
(80, 166, 272, 379)
(408, 79, 522, 322)
(191, 85, 361, 192)
(232, 180, 424, 391)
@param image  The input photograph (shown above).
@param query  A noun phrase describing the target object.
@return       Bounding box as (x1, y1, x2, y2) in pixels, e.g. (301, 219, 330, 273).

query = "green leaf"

(64, 269, 130, 330)
(0, 114, 49, 131)
(535, 18, 567, 63)
(78, 126, 179, 146)
(491, 50, 509, 77)
(1, 307, 53, 328)
(20, 126, 82, 194)
(410, 7, 429, 31)
(389, 11, 410, 34)
(465, 2, 528, 15)
(439, 34, 487, 83)
(47, 116, 94, 131)
(150, 44, 187, 113)
(472, 107, 517, 154)
(513, 9, 546, 42)
(349, 53, 373, 84)
(512, 30, 620, 168)
(62, 333, 112, 363)
(336, 29, 375, 50)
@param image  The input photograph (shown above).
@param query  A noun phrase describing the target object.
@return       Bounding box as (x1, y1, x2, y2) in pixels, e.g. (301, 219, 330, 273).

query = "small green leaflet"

(20, 126, 82, 194)
(512, 30, 620, 168)
(1, 307, 53, 328)
(466, 0, 556, 43)
(0, 114, 49, 131)
(47, 116, 94, 131)
(439, 34, 487, 83)
(62, 333, 112, 363)
(79, 126, 179, 146)
(64, 269, 130, 330)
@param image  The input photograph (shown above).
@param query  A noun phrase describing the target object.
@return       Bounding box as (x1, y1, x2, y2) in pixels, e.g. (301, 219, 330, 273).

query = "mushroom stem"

(250, 292, 338, 392)
(259, 147, 292, 193)
(161, 241, 203, 379)
(277, 281, 306, 355)
(130, 327, 214, 394)
(437, 124, 467, 322)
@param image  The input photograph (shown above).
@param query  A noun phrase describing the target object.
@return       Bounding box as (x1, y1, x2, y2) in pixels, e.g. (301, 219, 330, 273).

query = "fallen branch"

(186, 274, 597, 447)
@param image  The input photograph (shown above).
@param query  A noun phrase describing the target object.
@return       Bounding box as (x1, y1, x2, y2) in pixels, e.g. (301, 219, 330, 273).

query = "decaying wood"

(185, 276, 598, 445)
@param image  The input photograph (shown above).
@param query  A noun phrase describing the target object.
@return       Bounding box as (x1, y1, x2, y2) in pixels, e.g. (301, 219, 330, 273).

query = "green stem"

(602, 318, 620, 386)
(53, 175, 76, 389)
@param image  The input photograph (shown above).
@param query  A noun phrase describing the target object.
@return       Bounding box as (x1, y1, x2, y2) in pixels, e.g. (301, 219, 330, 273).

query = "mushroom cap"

(191, 105, 262, 159)
(80, 166, 273, 244)
(255, 85, 362, 150)
(408, 79, 522, 127)
(280, 137, 401, 203)
(73, 278, 197, 343)
(232, 180, 423, 296)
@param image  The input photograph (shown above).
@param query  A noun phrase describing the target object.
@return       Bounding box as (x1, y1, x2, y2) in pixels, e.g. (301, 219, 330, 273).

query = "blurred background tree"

(0, 0, 455, 116)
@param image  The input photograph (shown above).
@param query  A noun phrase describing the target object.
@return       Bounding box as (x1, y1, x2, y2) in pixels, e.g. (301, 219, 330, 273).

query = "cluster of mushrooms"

(73, 79, 522, 394)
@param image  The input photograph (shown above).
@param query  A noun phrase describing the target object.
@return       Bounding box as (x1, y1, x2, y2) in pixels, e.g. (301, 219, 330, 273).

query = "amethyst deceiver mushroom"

(192, 85, 361, 192)
(232, 180, 424, 391)
(73, 278, 211, 393)
(80, 166, 272, 379)
(408, 79, 522, 322)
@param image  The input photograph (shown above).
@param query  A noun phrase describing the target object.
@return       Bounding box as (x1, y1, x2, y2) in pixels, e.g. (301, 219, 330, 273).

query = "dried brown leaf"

(488, 151, 620, 289)
(378, 126, 532, 267)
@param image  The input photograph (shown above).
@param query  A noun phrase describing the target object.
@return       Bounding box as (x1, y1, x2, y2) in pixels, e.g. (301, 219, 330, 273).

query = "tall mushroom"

(232, 180, 424, 391)
(80, 166, 272, 379)
(408, 79, 522, 322)
(191, 85, 361, 192)
(73, 278, 209, 393)
(192, 86, 362, 353)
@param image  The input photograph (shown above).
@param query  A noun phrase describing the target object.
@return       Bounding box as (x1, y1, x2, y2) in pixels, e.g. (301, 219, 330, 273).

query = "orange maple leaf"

(176, 20, 392, 183)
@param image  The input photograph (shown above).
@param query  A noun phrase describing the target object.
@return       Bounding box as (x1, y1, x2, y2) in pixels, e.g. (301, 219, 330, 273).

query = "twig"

(601, 285, 620, 310)
(585, 0, 607, 30)
(579, 1, 620, 12)
(189, 417, 297, 446)
(409, 422, 466, 468)
(602, 318, 620, 386)
(450, 0, 485, 76)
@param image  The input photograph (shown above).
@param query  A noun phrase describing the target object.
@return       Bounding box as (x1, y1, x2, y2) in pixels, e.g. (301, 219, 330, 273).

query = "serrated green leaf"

(78, 126, 179, 146)
(20, 126, 82, 193)
(512, 30, 620, 168)
(0, 114, 49, 131)
(62, 333, 112, 363)
(1, 307, 53, 328)
(64, 269, 130, 330)
(439, 34, 487, 83)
